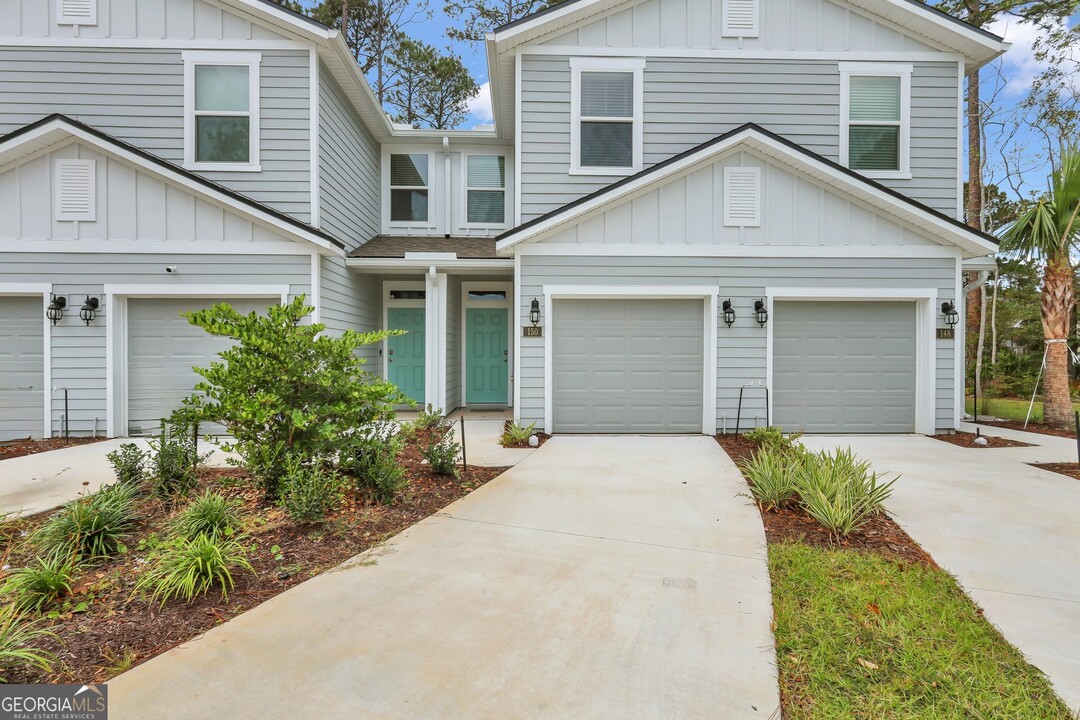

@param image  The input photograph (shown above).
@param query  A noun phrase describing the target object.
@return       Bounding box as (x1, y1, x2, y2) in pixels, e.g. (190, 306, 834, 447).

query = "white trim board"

(764, 286, 938, 435)
(0, 283, 53, 439)
(460, 281, 514, 409)
(512, 244, 965, 258)
(0, 242, 318, 256)
(521, 47, 967, 62)
(540, 285, 719, 434)
(103, 284, 289, 438)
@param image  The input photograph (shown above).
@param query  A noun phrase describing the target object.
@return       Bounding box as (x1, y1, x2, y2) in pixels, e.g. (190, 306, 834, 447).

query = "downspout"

(963, 270, 989, 294)
(443, 136, 451, 238)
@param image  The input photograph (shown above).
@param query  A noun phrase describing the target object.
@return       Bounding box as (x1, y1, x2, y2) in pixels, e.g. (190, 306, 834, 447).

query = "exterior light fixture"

(46, 295, 66, 325)
(79, 296, 99, 326)
(754, 298, 768, 328)
(722, 299, 736, 327)
(530, 298, 541, 327)
(941, 301, 959, 328)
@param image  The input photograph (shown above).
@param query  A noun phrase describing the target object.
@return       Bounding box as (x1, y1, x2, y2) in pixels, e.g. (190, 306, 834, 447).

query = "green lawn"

(965, 396, 1080, 423)
(769, 543, 1070, 719)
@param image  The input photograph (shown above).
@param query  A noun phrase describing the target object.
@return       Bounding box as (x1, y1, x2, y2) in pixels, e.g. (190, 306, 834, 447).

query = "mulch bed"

(930, 431, 1034, 449)
(1031, 463, 1080, 481)
(714, 433, 936, 567)
(970, 418, 1076, 438)
(1, 429, 507, 685)
(0, 436, 107, 461)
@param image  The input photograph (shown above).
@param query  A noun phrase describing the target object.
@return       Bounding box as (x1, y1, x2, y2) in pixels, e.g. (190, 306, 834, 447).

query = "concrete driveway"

(109, 436, 779, 719)
(801, 432, 1080, 713)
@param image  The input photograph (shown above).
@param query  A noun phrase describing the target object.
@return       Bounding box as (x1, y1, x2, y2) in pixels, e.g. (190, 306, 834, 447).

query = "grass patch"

(770, 542, 1070, 719)
(965, 396, 1080, 423)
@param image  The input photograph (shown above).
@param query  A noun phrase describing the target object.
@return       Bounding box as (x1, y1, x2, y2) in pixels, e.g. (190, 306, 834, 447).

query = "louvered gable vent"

(723, 167, 760, 227)
(57, 0, 97, 25)
(55, 159, 97, 222)
(722, 0, 758, 37)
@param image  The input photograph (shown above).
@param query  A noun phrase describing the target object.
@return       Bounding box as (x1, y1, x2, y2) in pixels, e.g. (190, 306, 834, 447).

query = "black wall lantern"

(46, 295, 66, 325)
(722, 299, 736, 327)
(79, 296, 99, 326)
(941, 301, 959, 328)
(754, 298, 769, 327)
(530, 298, 541, 327)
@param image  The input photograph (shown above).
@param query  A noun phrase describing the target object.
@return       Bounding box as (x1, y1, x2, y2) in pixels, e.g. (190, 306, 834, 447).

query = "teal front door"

(387, 307, 425, 404)
(466, 307, 508, 405)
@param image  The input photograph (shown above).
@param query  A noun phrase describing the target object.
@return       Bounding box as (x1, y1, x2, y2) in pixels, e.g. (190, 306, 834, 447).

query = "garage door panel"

(774, 301, 916, 433)
(0, 297, 45, 440)
(552, 298, 704, 434)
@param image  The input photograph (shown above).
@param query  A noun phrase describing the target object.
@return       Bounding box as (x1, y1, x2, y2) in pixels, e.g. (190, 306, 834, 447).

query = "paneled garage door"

(552, 298, 704, 433)
(773, 301, 916, 433)
(0, 296, 44, 440)
(127, 297, 271, 436)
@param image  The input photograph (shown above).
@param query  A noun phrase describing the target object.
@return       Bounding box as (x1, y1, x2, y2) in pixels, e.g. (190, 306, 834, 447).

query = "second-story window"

(840, 63, 911, 179)
(390, 153, 430, 224)
(570, 58, 645, 176)
(183, 51, 261, 172)
(465, 155, 506, 225)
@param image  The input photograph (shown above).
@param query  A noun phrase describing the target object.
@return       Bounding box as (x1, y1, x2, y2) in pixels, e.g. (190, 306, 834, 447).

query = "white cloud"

(466, 81, 494, 126)
(987, 15, 1078, 95)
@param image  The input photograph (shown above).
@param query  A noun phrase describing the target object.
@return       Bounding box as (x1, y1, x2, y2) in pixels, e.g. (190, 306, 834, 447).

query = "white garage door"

(127, 297, 271, 436)
(552, 298, 705, 433)
(0, 296, 44, 440)
(773, 301, 917, 433)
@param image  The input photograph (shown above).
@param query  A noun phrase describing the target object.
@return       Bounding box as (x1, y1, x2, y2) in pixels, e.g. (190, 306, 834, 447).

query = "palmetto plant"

(1000, 145, 1080, 428)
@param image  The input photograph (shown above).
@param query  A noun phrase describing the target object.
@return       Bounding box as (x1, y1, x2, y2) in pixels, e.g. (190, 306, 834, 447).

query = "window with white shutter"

(54, 159, 96, 222)
(57, 0, 97, 25)
(723, 167, 760, 227)
(721, 0, 758, 37)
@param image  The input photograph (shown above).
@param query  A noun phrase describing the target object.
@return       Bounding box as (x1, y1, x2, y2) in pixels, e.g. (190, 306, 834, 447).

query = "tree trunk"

(975, 281, 987, 414)
(990, 266, 999, 365)
(964, 68, 982, 372)
(1041, 252, 1075, 428)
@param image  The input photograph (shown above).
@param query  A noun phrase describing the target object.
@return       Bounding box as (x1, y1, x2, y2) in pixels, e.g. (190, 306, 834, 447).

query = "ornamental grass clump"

(32, 483, 139, 561)
(136, 534, 254, 606)
(1, 555, 76, 613)
(741, 450, 800, 512)
(171, 491, 243, 541)
(793, 448, 897, 538)
(0, 606, 55, 681)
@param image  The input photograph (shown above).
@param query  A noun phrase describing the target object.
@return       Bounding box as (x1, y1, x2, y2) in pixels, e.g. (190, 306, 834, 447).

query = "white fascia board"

(962, 254, 998, 272)
(0, 120, 344, 257)
(496, 127, 998, 258)
(218, 0, 332, 43)
(346, 258, 513, 271)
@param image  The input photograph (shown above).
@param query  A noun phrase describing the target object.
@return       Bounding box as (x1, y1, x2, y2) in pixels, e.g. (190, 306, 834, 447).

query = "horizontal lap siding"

(519, 56, 959, 220)
(319, 255, 382, 374)
(0, 48, 311, 221)
(0, 253, 310, 436)
(519, 255, 956, 432)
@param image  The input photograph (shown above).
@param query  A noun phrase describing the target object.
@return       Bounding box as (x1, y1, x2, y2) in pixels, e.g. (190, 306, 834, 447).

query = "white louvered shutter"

(723, 167, 760, 227)
(57, 0, 97, 25)
(722, 0, 758, 37)
(55, 159, 97, 222)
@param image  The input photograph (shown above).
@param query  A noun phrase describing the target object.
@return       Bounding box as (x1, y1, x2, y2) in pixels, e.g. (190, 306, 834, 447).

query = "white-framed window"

(54, 159, 96, 222)
(57, 0, 97, 25)
(463, 154, 507, 227)
(839, 62, 911, 179)
(182, 51, 261, 172)
(389, 153, 432, 225)
(569, 57, 645, 176)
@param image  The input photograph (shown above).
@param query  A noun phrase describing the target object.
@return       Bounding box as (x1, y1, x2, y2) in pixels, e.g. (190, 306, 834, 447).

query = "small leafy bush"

(501, 421, 536, 447)
(0, 606, 55, 680)
(741, 450, 799, 512)
(136, 534, 254, 605)
(793, 448, 897, 537)
(743, 426, 803, 456)
(413, 405, 450, 432)
(33, 483, 139, 560)
(1, 555, 76, 612)
(423, 434, 461, 477)
(147, 420, 209, 498)
(278, 456, 347, 523)
(106, 443, 148, 488)
(171, 491, 242, 540)
(348, 431, 407, 504)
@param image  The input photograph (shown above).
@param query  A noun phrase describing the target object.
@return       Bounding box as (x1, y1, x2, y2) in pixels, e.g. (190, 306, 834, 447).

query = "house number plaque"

(523, 326, 543, 338)
(936, 328, 954, 339)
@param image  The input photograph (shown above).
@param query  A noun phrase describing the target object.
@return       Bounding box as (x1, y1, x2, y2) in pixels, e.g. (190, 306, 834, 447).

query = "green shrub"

(171, 491, 243, 540)
(147, 419, 208, 498)
(1, 555, 76, 612)
(423, 434, 461, 477)
(278, 456, 347, 523)
(741, 450, 799, 512)
(0, 606, 55, 681)
(33, 483, 139, 560)
(136, 534, 254, 606)
(793, 448, 897, 537)
(413, 405, 449, 432)
(106, 443, 148, 488)
(348, 431, 407, 504)
(501, 421, 536, 447)
(743, 426, 803, 456)
(182, 297, 403, 499)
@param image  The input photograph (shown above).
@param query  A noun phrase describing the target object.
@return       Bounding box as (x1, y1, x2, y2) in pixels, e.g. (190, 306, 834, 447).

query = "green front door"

(466, 307, 508, 405)
(387, 307, 425, 404)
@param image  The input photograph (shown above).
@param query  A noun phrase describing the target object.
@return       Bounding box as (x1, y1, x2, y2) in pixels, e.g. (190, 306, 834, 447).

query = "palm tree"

(1000, 145, 1080, 428)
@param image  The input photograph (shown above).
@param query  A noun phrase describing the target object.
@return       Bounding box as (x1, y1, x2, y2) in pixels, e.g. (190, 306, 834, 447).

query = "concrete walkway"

(801, 433, 1080, 713)
(110, 436, 779, 719)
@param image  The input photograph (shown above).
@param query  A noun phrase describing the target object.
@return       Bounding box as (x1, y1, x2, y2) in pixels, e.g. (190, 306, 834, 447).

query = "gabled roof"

(0, 115, 345, 254)
(495, 123, 999, 258)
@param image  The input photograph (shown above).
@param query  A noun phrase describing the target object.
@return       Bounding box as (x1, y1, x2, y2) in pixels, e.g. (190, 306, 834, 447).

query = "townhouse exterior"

(0, 0, 1007, 440)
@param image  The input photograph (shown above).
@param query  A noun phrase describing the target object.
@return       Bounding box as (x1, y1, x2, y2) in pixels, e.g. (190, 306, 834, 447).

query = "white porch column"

(425, 269, 448, 412)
